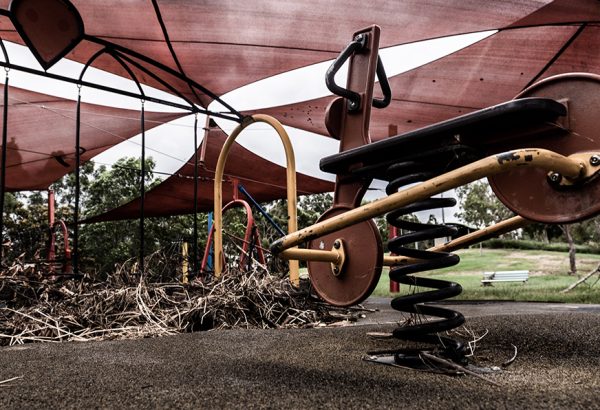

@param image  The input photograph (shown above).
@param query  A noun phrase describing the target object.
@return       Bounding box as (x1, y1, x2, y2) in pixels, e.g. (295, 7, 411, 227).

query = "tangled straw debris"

(0, 256, 368, 346)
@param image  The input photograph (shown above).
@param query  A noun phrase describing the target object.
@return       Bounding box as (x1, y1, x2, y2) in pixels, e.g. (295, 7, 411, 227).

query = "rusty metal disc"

(307, 206, 383, 307)
(488, 73, 600, 223)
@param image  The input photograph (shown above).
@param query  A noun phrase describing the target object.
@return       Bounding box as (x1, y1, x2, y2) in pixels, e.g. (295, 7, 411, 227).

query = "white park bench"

(481, 270, 529, 286)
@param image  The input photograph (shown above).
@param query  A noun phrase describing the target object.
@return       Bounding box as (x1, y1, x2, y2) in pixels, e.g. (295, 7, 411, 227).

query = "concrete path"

(1, 301, 599, 409)
(362, 297, 600, 323)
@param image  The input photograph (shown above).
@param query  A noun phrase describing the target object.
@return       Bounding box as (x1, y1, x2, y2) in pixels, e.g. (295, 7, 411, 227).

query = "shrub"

(482, 238, 600, 255)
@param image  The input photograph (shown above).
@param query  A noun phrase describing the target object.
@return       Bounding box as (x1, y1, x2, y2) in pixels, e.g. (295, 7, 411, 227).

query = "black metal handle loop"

(326, 34, 392, 111)
(325, 34, 367, 111)
(373, 56, 392, 109)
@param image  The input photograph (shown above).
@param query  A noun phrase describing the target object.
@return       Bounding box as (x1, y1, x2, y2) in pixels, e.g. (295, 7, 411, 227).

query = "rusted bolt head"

(590, 155, 600, 166)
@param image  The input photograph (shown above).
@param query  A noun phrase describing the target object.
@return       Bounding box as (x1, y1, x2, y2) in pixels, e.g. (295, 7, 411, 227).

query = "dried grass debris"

(0, 254, 365, 346)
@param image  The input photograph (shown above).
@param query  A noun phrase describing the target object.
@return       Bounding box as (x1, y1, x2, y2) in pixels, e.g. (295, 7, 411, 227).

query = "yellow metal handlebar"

(213, 114, 300, 285)
(272, 148, 587, 258)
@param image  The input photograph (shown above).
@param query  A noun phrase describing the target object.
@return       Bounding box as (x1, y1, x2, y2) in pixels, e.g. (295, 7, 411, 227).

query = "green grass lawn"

(372, 248, 600, 303)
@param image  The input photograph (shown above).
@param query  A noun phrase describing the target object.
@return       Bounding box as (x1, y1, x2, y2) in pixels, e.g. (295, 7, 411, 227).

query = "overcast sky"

(1, 30, 497, 223)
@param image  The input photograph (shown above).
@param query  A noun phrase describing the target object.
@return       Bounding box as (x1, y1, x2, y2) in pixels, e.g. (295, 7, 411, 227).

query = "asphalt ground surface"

(1, 301, 599, 409)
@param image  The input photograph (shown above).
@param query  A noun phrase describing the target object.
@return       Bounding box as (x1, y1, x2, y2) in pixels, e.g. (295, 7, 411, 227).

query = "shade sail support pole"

(213, 114, 299, 286)
(0, 69, 9, 262)
(139, 99, 146, 274)
(192, 113, 200, 277)
(78, 48, 149, 274)
(73, 85, 82, 273)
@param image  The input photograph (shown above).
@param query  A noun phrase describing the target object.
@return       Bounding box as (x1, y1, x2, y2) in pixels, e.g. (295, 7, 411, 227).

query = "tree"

(2, 192, 46, 261)
(455, 179, 600, 277)
(50, 161, 95, 220)
(570, 216, 600, 245)
(521, 223, 563, 244)
(455, 180, 514, 229)
(561, 224, 577, 275)
(297, 193, 333, 229)
(252, 193, 334, 246)
(557, 218, 600, 276)
(560, 217, 600, 287)
(0, 157, 207, 276)
(77, 157, 202, 275)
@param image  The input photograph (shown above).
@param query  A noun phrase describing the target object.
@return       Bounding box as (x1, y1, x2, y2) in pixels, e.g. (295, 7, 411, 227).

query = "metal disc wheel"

(307, 206, 383, 307)
(489, 73, 600, 223)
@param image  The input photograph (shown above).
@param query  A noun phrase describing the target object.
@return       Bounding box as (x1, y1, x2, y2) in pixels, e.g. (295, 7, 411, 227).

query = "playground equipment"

(262, 25, 600, 364)
(47, 190, 72, 275)
(1, 2, 599, 367)
(213, 114, 300, 285)
(202, 191, 266, 274)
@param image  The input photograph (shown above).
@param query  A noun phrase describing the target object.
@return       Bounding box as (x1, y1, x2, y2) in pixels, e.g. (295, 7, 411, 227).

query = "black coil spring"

(385, 169, 466, 363)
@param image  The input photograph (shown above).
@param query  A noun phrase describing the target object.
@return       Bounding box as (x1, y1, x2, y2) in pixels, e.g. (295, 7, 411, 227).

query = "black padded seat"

(320, 98, 567, 176)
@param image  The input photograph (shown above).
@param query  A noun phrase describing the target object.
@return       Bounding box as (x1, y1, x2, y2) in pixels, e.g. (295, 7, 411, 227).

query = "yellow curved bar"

(271, 148, 586, 253)
(213, 114, 299, 285)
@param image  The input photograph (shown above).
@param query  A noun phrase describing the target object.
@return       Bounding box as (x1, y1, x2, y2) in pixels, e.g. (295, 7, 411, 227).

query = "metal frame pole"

(0, 69, 8, 261)
(192, 114, 200, 276)
(73, 85, 81, 273)
(139, 100, 146, 273)
(238, 184, 286, 237)
(207, 212, 213, 270)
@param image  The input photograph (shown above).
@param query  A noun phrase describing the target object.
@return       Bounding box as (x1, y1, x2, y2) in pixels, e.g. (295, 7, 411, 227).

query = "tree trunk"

(562, 224, 577, 275)
(542, 227, 550, 244)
